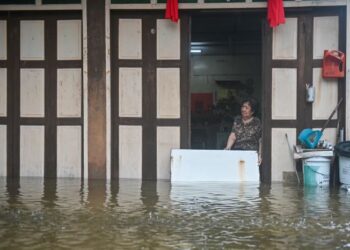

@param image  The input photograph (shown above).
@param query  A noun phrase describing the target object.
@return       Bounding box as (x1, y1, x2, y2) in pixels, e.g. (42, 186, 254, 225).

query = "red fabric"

(165, 0, 179, 23)
(267, 0, 285, 28)
(191, 93, 213, 113)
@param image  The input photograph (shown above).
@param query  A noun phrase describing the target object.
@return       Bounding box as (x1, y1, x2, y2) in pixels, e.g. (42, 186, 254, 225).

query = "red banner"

(165, 0, 179, 23)
(267, 0, 285, 28)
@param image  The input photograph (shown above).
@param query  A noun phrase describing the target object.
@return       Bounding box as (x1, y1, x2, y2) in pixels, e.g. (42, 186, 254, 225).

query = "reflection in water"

(6, 179, 21, 205)
(1, 177, 350, 249)
(40, 179, 58, 245)
(109, 180, 119, 208)
(87, 180, 106, 209)
(141, 181, 159, 212)
(42, 179, 58, 208)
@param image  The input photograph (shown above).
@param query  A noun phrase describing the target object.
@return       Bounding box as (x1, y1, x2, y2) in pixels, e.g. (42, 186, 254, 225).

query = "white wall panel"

(271, 128, 296, 182)
(0, 68, 6, 117)
(57, 20, 82, 60)
(118, 19, 142, 60)
(312, 68, 338, 120)
(57, 126, 81, 178)
(313, 16, 339, 59)
(119, 125, 142, 179)
(272, 68, 297, 119)
(0, 21, 6, 60)
(20, 69, 45, 117)
(157, 126, 180, 180)
(272, 17, 297, 60)
(20, 20, 44, 60)
(20, 126, 44, 177)
(0, 125, 6, 176)
(119, 68, 142, 117)
(57, 69, 81, 117)
(157, 68, 180, 119)
(157, 19, 180, 60)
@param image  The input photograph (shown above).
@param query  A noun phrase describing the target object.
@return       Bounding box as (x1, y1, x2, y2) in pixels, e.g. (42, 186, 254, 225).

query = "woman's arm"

(258, 138, 262, 165)
(224, 132, 236, 150)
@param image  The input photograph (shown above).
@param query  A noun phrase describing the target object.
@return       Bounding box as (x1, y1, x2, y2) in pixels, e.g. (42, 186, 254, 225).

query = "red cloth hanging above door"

(267, 0, 285, 28)
(165, 0, 179, 23)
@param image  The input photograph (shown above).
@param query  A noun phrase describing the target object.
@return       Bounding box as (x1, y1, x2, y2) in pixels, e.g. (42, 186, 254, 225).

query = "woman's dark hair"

(241, 98, 258, 114)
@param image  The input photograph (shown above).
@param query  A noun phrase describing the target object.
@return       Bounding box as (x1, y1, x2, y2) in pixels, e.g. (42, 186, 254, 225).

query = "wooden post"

(87, 0, 106, 179)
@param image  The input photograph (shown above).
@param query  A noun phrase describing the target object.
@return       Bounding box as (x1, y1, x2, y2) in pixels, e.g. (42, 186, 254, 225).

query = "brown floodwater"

(1, 177, 350, 249)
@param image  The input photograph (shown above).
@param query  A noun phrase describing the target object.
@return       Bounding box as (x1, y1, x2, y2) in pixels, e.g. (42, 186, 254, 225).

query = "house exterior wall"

(0, 0, 348, 182)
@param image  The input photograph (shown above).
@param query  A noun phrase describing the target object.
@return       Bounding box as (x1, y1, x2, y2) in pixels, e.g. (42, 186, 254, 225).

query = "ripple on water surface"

(1, 178, 350, 249)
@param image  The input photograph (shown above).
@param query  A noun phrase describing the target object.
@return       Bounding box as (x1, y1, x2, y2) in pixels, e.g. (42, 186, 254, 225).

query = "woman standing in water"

(224, 98, 262, 165)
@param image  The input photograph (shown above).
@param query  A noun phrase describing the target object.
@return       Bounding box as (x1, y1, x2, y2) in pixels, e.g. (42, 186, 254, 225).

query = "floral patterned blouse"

(231, 116, 262, 151)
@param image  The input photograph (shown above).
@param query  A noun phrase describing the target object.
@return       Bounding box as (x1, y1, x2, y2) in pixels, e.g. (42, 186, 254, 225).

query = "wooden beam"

(105, 0, 111, 180)
(0, 4, 82, 10)
(110, 0, 346, 10)
(87, 0, 106, 179)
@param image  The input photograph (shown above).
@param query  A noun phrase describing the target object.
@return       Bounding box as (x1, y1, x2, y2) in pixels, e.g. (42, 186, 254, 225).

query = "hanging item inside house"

(165, 0, 179, 23)
(322, 50, 346, 78)
(267, 0, 285, 28)
(305, 83, 315, 103)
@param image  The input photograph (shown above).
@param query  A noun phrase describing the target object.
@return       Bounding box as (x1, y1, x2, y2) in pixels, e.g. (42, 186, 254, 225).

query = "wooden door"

(0, 11, 83, 178)
(111, 12, 190, 180)
(262, 7, 346, 183)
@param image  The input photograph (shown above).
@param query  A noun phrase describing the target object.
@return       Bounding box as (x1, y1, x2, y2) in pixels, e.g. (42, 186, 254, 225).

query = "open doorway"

(190, 12, 263, 150)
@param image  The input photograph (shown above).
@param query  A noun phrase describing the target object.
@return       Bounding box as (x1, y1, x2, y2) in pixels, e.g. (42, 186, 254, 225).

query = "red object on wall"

(165, 0, 179, 23)
(267, 0, 285, 28)
(322, 50, 346, 78)
(191, 93, 213, 113)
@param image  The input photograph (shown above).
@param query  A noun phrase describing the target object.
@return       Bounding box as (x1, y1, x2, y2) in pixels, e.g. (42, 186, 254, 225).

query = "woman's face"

(241, 102, 254, 120)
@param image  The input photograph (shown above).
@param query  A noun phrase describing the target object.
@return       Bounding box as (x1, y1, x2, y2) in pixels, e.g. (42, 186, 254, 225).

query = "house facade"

(0, 0, 349, 183)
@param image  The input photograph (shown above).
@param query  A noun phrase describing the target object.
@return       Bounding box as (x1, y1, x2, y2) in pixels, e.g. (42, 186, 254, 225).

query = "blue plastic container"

(298, 129, 322, 149)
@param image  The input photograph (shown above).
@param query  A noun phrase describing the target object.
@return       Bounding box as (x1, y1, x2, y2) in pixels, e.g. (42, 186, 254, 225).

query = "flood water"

(1, 178, 350, 249)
